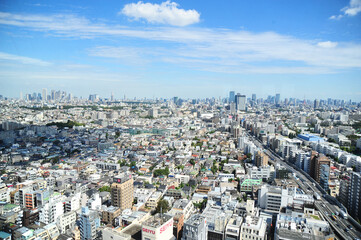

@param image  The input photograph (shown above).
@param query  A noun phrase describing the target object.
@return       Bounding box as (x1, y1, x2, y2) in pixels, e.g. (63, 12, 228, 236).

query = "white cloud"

(0, 52, 51, 66)
(330, 0, 361, 19)
(120, 1, 200, 26)
(317, 41, 338, 48)
(329, 15, 343, 20)
(342, 0, 361, 16)
(0, 12, 361, 74)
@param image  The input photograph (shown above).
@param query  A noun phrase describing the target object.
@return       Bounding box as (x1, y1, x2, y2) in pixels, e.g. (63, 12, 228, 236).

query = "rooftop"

(143, 214, 172, 228)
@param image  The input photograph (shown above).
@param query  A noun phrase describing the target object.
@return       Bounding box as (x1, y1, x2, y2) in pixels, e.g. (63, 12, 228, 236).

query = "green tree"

(153, 167, 170, 177)
(211, 165, 218, 174)
(118, 160, 127, 167)
(189, 159, 196, 166)
(115, 131, 121, 138)
(176, 165, 185, 170)
(155, 199, 170, 214)
(99, 186, 111, 192)
(193, 199, 207, 210)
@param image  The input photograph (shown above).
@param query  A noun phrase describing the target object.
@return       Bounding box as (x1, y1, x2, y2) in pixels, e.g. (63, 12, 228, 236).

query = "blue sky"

(0, 0, 361, 100)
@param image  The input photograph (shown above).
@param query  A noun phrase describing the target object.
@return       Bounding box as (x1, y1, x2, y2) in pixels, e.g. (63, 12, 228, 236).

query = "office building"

(275, 93, 281, 105)
(111, 174, 134, 210)
(42, 88, 47, 102)
(235, 94, 246, 111)
(258, 185, 292, 213)
(314, 99, 320, 109)
(252, 94, 256, 102)
(229, 91, 235, 103)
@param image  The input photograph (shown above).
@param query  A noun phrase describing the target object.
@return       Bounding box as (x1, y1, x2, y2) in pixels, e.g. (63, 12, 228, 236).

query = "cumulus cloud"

(317, 41, 338, 48)
(330, 0, 361, 19)
(0, 52, 51, 66)
(120, 1, 200, 26)
(0, 12, 361, 74)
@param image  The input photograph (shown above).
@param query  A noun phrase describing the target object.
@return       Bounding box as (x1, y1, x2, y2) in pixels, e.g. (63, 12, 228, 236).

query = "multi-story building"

(274, 212, 334, 240)
(235, 94, 246, 111)
(43, 223, 60, 239)
(225, 215, 243, 240)
(0, 183, 9, 202)
(36, 190, 50, 207)
(240, 179, 262, 192)
(255, 151, 269, 167)
(79, 206, 100, 240)
(24, 192, 37, 209)
(229, 91, 235, 103)
(102, 206, 121, 225)
(309, 152, 330, 188)
(319, 164, 330, 191)
(173, 212, 184, 240)
(22, 209, 39, 227)
(111, 174, 134, 210)
(39, 195, 66, 224)
(142, 214, 175, 240)
(338, 179, 349, 208)
(258, 185, 292, 213)
(171, 199, 194, 220)
(182, 214, 208, 240)
(240, 216, 267, 240)
(87, 193, 102, 211)
(18, 186, 32, 208)
(146, 191, 162, 209)
(65, 192, 81, 212)
(248, 166, 272, 180)
(56, 211, 77, 234)
(348, 172, 361, 220)
(95, 162, 120, 171)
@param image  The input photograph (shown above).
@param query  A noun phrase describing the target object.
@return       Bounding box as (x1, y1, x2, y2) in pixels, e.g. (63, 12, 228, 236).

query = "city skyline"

(12, 88, 361, 103)
(0, 0, 361, 100)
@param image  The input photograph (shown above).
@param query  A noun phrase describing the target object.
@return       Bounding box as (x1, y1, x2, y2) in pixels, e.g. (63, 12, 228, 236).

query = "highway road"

(245, 131, 361, 240)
